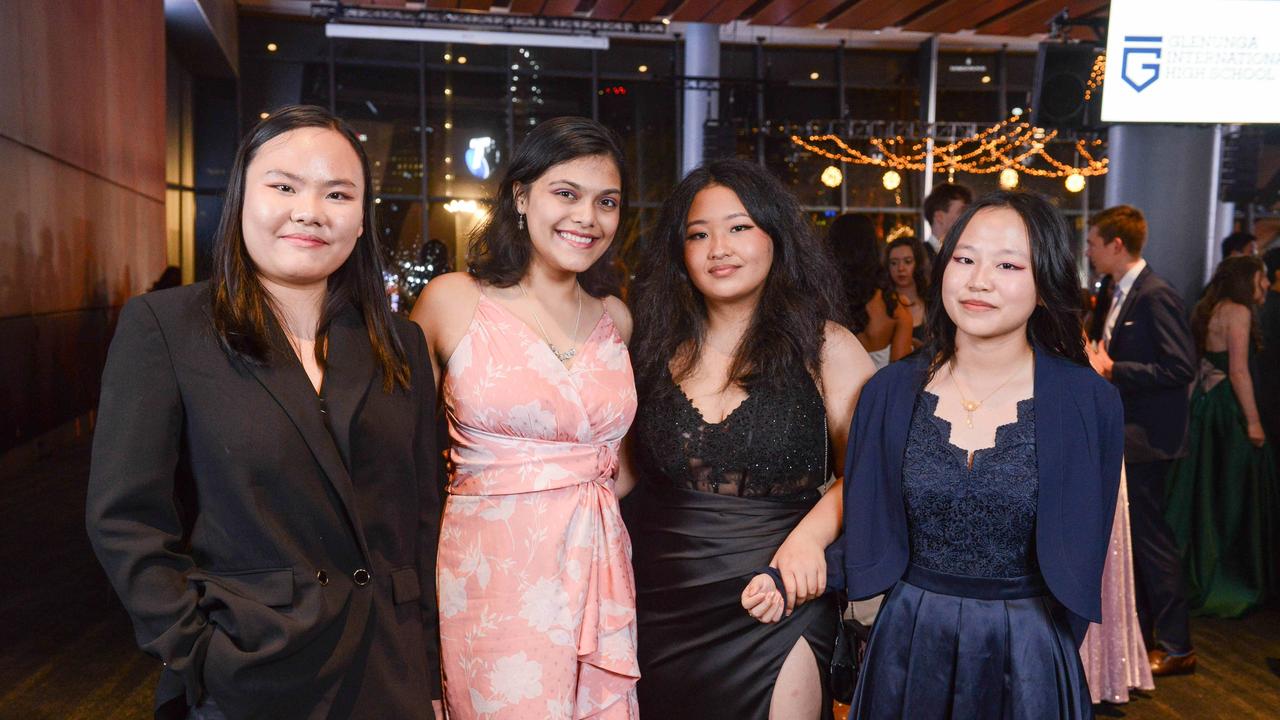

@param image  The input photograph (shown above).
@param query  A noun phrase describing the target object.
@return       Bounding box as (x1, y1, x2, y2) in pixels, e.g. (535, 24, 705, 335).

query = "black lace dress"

(625, 366, 836, 720)
(850, 391, 1093, 719)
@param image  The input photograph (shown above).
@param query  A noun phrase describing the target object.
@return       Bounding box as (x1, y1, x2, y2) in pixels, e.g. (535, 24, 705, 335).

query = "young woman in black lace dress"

(622, 159, 875, 719)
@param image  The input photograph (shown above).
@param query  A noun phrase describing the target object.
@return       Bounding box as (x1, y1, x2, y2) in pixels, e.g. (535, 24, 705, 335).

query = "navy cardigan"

(832, 346, 1124, 643)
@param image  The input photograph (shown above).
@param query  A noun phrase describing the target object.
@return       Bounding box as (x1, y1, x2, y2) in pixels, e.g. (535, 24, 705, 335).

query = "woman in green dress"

(1167, 255, 1277, 617)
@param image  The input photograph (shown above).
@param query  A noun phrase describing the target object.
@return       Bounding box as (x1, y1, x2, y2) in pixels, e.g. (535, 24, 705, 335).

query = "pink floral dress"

(438, 292, 639, 719)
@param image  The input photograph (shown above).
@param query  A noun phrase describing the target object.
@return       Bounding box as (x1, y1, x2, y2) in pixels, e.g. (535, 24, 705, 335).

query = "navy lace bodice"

(902, 391, 1039, 578)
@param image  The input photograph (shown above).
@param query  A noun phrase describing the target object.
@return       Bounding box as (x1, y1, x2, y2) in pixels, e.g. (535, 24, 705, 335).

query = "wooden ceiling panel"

(980, 0, 1108, 37)
(826, 0, 936, 30)
(904, 0, 1024, 34)
(589, 0, 632, 20)
(458, 0, 492, 11)
(671, 0, 758, 24)
(508, 0, 546, 13)
(541, 0, 581, 16)
(621, 0, 669, 21)
(777, 0, 852, 27)
(750, 0, 810, 27)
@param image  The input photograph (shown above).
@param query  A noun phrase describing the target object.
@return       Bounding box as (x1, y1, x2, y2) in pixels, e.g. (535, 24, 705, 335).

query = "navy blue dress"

(851, 391, 1093, 719)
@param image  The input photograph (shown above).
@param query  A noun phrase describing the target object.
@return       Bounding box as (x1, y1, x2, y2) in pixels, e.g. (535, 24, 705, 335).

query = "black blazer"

(86, 283, 441, 720)
(1089, 266, 1196, 463)
(834, 347, 1124, 644)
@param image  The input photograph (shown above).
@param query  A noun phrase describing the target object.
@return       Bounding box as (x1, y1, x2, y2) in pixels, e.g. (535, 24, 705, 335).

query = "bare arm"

(755, 323, 876, 615)
(889, 301, 914, 362)
(408, 272, 481, 396)
(1222, 303, 1265, 446)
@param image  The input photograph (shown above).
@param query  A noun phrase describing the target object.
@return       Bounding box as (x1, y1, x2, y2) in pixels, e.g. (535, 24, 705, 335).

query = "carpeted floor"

(4, 439, 1278, 719)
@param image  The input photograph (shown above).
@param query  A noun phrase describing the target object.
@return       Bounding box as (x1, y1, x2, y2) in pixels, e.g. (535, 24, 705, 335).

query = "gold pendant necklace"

(949, 354, 1031, 429)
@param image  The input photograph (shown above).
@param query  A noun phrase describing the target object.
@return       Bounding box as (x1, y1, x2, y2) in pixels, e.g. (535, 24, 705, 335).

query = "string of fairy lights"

(794, 111, 1107, 194)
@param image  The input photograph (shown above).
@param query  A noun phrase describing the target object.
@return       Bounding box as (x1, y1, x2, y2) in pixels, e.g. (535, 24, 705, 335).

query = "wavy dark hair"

(210, 104, 410, 391)
(829, 213, 889, 335)
(886, 235, 930, 298)
(1192, 254, 1265, 352)
(922, 191, 1088, 377)
(468, 117, 628, 297)
(631, 158, 847, 391)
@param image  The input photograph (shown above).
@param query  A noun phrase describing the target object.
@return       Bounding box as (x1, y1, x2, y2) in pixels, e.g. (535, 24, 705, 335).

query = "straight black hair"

(209, 104, 410, 392)
(631, 158, 847, 390)
(468, 116, 628, 297)
(922, 191, 1088, 376)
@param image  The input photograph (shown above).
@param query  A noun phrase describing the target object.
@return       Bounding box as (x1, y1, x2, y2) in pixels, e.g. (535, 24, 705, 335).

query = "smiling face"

(241, 127, 365, 293)
(941, 207, 1038, 344)
(888, 245, 917, 290)
(682, 184, 774, 307)
(514, 154, 622, 277)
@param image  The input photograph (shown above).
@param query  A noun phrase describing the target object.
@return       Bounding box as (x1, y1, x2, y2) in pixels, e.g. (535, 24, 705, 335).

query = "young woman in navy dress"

(772, 191, 1123, 718)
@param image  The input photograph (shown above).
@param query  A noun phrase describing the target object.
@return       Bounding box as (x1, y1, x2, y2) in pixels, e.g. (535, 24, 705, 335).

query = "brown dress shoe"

(1149, 648, 1197, 676)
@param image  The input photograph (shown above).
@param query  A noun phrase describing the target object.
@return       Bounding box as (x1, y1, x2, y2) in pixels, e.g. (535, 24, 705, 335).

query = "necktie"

(1103, 284, 1125, 345)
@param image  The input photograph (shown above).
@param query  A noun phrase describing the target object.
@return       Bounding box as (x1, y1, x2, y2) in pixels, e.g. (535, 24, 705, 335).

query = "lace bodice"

(902, 391, 1039, 578)
(633, 366, 828, 501)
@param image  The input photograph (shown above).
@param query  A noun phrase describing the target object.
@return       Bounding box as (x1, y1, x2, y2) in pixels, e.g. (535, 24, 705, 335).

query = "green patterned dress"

(1166, 350, 1278, 617)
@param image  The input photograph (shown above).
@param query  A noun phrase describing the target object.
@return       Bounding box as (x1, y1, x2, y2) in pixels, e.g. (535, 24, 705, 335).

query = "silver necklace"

(518, 282, 582, 363)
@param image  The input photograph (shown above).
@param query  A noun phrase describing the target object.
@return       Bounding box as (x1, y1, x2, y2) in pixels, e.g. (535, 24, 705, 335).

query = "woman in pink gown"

(412, 118, 639, 718)
(1080, 470, 1155, 704)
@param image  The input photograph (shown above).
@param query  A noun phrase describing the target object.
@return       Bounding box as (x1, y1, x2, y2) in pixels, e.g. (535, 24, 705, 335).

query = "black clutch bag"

(829, 595, 870, 706)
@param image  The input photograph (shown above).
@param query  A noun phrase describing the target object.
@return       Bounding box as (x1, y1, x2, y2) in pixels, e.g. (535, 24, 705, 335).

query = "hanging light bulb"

(882, 169, 902, 190)
(1064, 172, 1086, 193)
(820, 166, 843, 188)
(999, 167, 1019, 190)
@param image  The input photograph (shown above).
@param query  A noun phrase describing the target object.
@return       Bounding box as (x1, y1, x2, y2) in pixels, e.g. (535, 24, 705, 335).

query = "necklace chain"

(518, 282, 582, 364)
(949, 353, 1031, 429)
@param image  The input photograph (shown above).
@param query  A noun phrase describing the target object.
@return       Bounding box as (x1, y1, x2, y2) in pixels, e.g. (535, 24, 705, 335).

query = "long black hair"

(922, 191, 1087, 376)
(631, 158, 847, 390)
(1192, 254, 1265, 352)
(468, 116, 628, 297)
(209, 104, 410, 391)
(829, 213, 889, 335)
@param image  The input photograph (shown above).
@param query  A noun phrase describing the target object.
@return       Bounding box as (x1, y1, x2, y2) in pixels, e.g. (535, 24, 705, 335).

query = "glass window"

(598, 40, 673, 77)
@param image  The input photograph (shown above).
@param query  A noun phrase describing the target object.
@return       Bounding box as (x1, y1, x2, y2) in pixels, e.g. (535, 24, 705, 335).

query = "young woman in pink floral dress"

(411, 118, 638, 719)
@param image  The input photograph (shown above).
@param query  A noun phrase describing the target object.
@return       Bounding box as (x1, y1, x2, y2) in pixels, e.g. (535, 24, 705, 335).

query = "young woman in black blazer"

(86, 106, 443, 720)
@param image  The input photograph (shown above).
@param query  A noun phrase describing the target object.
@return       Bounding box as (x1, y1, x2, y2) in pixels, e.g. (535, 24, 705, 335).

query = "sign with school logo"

(1102, 0, 1280, 123)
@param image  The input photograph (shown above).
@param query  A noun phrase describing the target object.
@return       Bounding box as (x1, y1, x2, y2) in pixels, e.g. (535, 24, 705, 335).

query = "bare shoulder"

(602, 295, 633, 343)
(821, 320, 874, 377)
(1215, 300, 1252, 324)
(410, 272, 481, 361)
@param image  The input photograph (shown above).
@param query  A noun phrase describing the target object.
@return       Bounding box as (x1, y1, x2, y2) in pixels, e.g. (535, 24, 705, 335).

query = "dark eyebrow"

(686, 212, 751, 230)
(264, 169, 357, 189)
(548, 179, 621, 195)
(955, 243, 1030, 259)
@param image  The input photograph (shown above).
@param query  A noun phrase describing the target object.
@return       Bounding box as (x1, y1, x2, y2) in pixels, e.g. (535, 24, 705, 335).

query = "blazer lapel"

(1032, 347, 1065, 552)
(244, 312, 371, 563)
(1109, 266, 1150, 346)
(886, 359, 927, 490)
(322, 304, 376, 469)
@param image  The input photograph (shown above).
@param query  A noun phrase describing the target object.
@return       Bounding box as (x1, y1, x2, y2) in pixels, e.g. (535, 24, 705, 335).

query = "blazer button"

(316, 569, 329, 586)
(352, 568, 371, 586)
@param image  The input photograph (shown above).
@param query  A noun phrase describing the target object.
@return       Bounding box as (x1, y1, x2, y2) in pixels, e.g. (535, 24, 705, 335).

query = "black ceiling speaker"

(1031, 42, 1106, 130)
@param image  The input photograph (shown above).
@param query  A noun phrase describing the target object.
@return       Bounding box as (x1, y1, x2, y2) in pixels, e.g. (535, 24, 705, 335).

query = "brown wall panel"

(14, 1, 165, 201)
(0, 0, 165, 455)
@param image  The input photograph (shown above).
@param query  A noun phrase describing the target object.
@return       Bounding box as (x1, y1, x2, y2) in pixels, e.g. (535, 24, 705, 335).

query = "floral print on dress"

(439, 292, 639, 719)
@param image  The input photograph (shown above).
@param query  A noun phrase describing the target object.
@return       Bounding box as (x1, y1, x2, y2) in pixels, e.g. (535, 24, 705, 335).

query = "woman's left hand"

(741, 574, 785, 624)
(770, 530, 827, 616)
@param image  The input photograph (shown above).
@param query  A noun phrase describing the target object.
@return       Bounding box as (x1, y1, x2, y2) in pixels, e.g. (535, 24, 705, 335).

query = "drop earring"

(517, 212, 525, 231)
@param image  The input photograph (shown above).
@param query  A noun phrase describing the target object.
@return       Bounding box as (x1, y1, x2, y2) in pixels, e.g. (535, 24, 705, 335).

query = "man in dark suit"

(921, 183, 972, 265)
(1085, 205, 1198, 675)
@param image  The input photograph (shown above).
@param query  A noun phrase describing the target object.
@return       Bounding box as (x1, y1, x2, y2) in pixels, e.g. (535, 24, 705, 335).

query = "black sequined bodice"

(633, 366, 827, 501)
(902, 391, 1039, 578)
